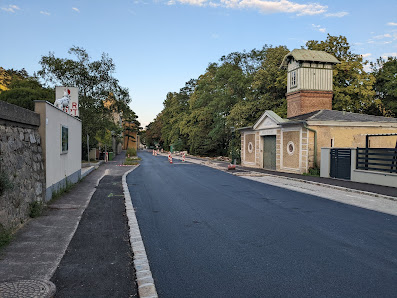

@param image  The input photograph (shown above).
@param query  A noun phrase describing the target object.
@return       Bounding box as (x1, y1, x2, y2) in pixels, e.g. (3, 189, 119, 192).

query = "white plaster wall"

(320, 148, 331, 178)
(44, 103, 81, 189)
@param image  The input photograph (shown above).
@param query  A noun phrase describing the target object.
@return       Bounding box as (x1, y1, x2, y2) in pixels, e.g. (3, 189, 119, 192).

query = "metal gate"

(330, 149, 351, 180)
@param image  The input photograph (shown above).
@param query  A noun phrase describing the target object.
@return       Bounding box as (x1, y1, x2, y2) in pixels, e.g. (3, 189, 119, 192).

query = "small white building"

(35, 101, 82, 200)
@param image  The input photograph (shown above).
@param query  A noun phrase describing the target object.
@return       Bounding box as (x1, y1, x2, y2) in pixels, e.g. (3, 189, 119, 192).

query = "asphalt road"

(127, 151, 397, 297)
(52, 167, 137, 297)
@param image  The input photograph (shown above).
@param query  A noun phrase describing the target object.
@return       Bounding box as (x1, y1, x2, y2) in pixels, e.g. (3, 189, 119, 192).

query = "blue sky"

(1, 0, 397, 127)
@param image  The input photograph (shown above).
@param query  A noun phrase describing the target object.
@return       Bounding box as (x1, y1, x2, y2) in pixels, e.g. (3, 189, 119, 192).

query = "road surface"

(127, 151, 397, 297)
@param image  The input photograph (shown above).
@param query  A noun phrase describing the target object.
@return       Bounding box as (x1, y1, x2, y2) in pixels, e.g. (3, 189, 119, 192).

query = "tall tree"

(123, 110, 140, 149)
(306, 34, 376, 114)
(371, 56, 397, 116)
(37, 47, 132, 154)
(227, 45, 289, 128)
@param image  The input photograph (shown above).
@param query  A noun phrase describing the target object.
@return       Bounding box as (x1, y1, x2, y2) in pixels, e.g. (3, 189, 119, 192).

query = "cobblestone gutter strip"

(233, 171, 397, 202)
(122, 165, 158, 298)
(166, 153, 397, 203)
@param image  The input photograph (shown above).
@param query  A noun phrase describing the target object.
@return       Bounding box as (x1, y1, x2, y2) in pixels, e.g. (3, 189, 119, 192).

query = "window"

(287, 141, 295, 155)
(247, 142, 253, 153)
(331, 138, 334, 147)
(61, 125, 69, 153)
(290, 70, 297, 88)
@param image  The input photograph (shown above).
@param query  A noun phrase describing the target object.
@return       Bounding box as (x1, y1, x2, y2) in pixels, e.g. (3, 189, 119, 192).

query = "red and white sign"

(55, 86, 79, 117)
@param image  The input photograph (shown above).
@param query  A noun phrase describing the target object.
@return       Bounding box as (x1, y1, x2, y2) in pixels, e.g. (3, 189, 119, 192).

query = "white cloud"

(171, 0, 327, 15)
(387, 22, 397, 26)
(211, 33, 220, 39)
(382, 52, 397, 58)
(325, 11, 348, 18)
(222, 0, 327, 15)
(1, 4, 20, 13)
(361, 53, 371, 58)
(373, 33, 392, 39)
(40, 11, 51, 16)
(312, 24, 326, 33)
(209, 1, 220, 7)
(177, 0, 208, 6)
(167, 0, 176, 4)
(72, 7, 80, 12)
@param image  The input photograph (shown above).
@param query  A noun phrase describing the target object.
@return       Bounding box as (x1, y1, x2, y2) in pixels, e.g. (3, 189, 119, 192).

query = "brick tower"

(280, 49, 340, 118)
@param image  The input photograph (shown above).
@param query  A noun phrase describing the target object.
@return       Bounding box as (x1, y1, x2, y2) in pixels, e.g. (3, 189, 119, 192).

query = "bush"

(303, 167, 320, 177)
(126, 148, 137, 157)
(29, 201, 44, 218)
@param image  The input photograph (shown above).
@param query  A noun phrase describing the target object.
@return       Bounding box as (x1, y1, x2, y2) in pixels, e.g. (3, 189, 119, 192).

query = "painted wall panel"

(35, 101, 81, 200)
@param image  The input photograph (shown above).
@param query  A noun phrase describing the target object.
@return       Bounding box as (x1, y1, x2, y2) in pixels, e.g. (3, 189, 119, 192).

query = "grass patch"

(0, 224, 12, 250)
(50, 178, 75, 202)
(126, 148, 137, 157)
(124, 156, 141, 165)
(29, 201, 44, 218)
(303, 167, 320, 177)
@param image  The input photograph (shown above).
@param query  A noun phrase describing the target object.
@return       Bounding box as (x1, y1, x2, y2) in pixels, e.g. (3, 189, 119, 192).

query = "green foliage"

(126, 147, 137, 157)
(50, 178, 74, 202)
(0, 170, 13, 196)
(29, 201, 44, 218)
(303, 167, 320, 177)
(306, 34, 376, 114)
(371, 56, 397, 116)
(123, 110, 140, 150)
(37, 47, 136, 155)
(143, 113, 164, 148)
(0, 224, 12, 250)
(124, 156, 141, 165)
(145, 45, 289, 157)
(0, 73, 53, 110)
(95, 129, 113, 149)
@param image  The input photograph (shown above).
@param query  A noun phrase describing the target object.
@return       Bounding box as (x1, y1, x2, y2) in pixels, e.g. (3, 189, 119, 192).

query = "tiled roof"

(287, 110, 397, 123)
(281, 49, 340, 68)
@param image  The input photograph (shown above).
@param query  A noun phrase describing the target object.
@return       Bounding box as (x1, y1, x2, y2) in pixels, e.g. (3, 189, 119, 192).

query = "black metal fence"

(330, 149, 352, 180)
(356, 148, 397, 173)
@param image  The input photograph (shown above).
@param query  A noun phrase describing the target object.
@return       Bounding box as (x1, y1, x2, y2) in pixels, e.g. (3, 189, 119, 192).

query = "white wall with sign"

(35, 101, 82, 201)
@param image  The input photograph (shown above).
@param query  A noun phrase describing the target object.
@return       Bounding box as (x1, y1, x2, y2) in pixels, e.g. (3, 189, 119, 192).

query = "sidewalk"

(167, 152, 397, 199)
(0, 152, 137, 297)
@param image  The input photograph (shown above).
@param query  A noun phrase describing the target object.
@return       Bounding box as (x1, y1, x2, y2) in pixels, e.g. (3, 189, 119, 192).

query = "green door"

(263, 136, 276, 170)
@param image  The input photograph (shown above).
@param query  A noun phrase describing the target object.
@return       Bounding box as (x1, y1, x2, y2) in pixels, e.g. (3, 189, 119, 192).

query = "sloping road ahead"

(127, 151, 397, 297)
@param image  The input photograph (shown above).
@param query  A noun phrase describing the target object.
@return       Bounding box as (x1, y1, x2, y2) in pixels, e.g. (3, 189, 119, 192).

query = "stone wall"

(0, 101, 45, 230)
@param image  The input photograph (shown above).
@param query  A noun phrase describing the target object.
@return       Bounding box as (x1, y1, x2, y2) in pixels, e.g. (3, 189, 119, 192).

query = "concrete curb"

(81, 166, 95, 179)
(122, 165, 158, 298)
